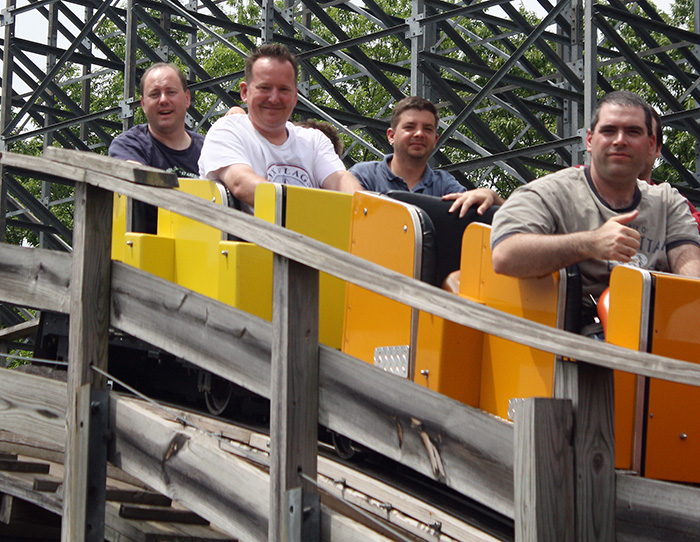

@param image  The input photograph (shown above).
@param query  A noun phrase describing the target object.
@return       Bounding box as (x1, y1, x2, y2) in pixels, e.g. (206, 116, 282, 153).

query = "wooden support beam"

(555, 360, 616, 542)
(269, 255, 321, 542)
(514, 398, 574, 541)
(62, 181, 112, 542)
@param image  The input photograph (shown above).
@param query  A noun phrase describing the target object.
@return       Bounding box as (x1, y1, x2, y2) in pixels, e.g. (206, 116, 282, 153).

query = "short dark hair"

(390, 96, 439, 130)
(140, 63, 188, 95)
(651, 108, 663, 151)
(245, 44, 298, 82)
(297, 119, 343, 157)
(590, 91, 654, 138)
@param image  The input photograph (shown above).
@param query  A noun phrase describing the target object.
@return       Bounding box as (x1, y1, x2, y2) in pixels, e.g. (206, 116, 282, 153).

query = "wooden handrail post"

(269, 254, 320, 542)
(514, 397, 574, 541)
(555, 359, 616, 542)
(62, 182, 112, 542)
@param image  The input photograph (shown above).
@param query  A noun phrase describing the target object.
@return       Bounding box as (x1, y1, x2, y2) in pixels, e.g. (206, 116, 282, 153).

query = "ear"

(585, 128, 593, 153)
(240, 81, 249, 103)
(387, 126, 395, 145)
(185, 90, 191, 108)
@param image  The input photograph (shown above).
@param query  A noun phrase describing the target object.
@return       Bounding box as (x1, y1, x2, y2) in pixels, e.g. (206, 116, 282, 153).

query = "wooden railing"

(1, 148, 700, 541)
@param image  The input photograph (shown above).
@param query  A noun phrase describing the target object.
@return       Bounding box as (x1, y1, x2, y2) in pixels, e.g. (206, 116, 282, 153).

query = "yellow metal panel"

(172, 238, 219, 298)
(644, 273, 700, 482)
(111, 193, 128, 262)
(159, 178, 226, 241)
(218, 241, 273, 321)
(342, 192, 417, 364)
(285, 186, 352, 349)
(254, 182, 280, 223)
(122, 233, 175, 281)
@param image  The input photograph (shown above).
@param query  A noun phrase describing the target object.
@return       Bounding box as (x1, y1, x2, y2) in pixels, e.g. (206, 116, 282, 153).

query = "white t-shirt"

(198, 115, 345, 213)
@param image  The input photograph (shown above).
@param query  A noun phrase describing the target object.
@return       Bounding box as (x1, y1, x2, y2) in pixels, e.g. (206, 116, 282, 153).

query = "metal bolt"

(126, 240, 133, 247)
(403, 225, 408, 232)
(420, 369, 429, 378)
(363, 208, 368, 215)
(221, 250, 229, 256)
(680, 433, 688, 440)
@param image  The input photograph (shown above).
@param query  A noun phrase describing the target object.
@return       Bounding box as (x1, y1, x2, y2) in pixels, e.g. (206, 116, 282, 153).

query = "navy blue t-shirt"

(109, 124, 205, 232)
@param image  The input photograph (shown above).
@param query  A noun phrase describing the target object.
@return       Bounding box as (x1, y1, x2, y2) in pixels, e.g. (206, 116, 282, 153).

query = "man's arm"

(492, 210, 641, 278)
(443, 188, 505, 217)
(668, 243, 700, 277)
(321, 170, 363, 195)
(215, 164, 268, 206)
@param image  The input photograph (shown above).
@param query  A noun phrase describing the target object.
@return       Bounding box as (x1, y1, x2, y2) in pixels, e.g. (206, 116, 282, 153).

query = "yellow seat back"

(284, 185, 352, 349)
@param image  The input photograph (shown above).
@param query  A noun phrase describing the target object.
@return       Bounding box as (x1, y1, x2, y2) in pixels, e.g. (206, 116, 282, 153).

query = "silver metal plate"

(374, 346, 410, 379)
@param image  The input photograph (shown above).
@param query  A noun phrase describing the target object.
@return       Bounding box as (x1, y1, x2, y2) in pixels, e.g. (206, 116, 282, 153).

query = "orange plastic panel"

(606, 265, 651, 472)
(460, 223, 560, 419)
(645, 272, 700, 482)
(342, 192, 418, 364)
(414, 312, 483, 406)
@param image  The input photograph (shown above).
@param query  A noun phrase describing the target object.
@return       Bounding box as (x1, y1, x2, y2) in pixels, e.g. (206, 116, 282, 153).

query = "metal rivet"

(680, 433, 688, 440)
(126, 240, 133, 247)
(420, 369, 429, 377)
(363, 208, 368, 215)
(403, 225, 408, 232)
(221, 250, 229, 256)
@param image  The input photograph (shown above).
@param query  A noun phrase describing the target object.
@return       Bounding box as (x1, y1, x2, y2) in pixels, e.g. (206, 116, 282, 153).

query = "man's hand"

(443, 188, 505, 217)
(591, 210, 641, 263)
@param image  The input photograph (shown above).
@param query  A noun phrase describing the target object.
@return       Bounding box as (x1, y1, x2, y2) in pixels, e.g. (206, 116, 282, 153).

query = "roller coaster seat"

(342, 192, 490, 405)
(458, 223, 579, 419)
(607, 265, 700, 483)
(385, 190, 498, 286)
(112, 181, 352, 347)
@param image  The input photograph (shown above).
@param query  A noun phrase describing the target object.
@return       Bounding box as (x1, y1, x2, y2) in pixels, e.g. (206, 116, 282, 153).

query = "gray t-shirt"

(491, 166, 700, 311)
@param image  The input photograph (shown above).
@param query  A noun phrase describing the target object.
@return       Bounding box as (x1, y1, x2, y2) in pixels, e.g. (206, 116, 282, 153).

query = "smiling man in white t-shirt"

(198, 44, 361, 213)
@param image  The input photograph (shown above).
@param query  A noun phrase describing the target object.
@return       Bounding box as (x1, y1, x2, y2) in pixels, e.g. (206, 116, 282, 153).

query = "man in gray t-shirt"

(491, 91, 700, 331)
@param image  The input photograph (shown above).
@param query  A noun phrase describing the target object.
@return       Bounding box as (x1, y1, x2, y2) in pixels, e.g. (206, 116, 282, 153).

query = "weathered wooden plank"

(0, 319, 39, 341)
(269, 257, 321, 542)
(514, 398, 574, 542)
(108, 393, 270, 542)
(0, 459, 50, 474)
(40, 147, 178, 187)
(109, 261, 516, 520)
(555, 360, 615, 542)
(62, 182, 112, 542)
(119, 504, 209, 524)
(0, 243, 71, 313)
(5, 151, 700, 388)
(616, 473, 700, 541)
(0, 368, 66, 447)
(105, 489, 172, 506)
(319, 346, 515, 519)
(34, 479, 61, 492)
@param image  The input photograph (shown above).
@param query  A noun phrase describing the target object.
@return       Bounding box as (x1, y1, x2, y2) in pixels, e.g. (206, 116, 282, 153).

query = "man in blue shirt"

(109, 63, 206, 232)
(350, 96, 503, 217)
